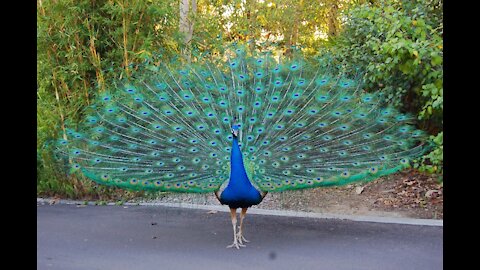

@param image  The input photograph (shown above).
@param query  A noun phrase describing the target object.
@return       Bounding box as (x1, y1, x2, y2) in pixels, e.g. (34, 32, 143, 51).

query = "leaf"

(398, 60, 414, 74)
(431, 55, 442, 66)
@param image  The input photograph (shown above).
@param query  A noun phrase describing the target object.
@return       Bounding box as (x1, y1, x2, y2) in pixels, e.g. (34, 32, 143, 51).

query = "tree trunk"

(285, 0, 302, 57)
(179, 0, 189, 43)
(190, 0, 196, 42)
(327, 1, 339, 38)
(245, 0, 256, 52)
(179, 0, 196, 60)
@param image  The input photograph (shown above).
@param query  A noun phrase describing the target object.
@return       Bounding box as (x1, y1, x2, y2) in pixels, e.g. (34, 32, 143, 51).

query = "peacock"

(54, 44, 430, 249)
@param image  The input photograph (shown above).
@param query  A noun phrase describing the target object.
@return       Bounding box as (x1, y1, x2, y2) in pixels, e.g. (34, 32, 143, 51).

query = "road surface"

(37, 204, 442, 270)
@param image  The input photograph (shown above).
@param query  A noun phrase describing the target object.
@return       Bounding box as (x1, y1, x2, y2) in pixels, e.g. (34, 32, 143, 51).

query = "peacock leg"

(237, 208, 250, 244)
(226, 208, 245, 249)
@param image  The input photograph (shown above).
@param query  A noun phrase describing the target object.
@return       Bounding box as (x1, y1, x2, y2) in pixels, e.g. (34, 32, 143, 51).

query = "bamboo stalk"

(83, 80, 90, 105)
(119, 0, 130, 77)
(131, 4, 146, 54)
(52, 70, 67, 142)
(85, 18, 105, 91)
(38, 0, 45, 16)
(73, 19, 90, 104)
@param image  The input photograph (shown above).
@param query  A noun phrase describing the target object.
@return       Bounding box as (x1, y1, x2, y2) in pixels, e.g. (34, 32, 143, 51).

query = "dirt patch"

(259, 170, 443, 219)
(141, 170, 442, 220)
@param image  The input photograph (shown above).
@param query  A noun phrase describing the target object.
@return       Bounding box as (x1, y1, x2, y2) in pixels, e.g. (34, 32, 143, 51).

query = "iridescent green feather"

(55, 44, 430, 193)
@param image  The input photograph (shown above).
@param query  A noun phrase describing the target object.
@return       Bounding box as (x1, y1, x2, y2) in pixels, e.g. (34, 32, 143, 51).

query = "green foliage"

(318, 0, 443, 173)
(415, 132, 443, 174)
(320, 0, 442, 125)
(37, 0, 182, 197)
(192, 0, 351, 53)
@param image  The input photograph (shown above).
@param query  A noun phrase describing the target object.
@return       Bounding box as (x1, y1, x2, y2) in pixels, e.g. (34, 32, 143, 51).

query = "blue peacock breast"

(218, 128, 264, 208)
(218, 182, 263, 208)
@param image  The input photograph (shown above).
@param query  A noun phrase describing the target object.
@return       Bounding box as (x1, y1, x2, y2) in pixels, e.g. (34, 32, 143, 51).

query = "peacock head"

(231, 124, 239, 138)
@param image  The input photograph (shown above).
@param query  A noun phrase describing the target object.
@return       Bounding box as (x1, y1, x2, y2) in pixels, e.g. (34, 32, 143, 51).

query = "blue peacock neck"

(228, 136, 252, 188)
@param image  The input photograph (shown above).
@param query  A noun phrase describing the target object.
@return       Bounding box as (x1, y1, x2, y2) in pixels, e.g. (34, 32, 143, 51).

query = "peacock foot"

(227, 240, 246, 249)
(236, 232, 250, 244)
(240, 235, 250, 243)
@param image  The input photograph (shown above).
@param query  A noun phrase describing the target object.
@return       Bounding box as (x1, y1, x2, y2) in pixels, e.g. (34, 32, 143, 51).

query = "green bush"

(415, 132, 443, 175)
(319, 0, 443, 174)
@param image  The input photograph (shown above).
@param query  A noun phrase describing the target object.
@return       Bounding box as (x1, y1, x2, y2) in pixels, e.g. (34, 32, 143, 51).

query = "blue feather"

(219, 135, 262, 208)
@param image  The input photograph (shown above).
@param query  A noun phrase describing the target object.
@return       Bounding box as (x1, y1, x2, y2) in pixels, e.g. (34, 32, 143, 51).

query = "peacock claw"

(236, 232, 250, 244)
(240, 236, 250, 243)
(227, 241, 246, 249)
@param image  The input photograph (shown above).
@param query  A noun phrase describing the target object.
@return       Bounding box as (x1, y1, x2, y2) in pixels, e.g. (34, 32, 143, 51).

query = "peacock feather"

(54, 45, 430, 197)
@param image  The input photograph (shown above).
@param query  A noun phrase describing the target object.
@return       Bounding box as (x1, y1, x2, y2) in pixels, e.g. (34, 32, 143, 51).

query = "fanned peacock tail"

(54, 44, 431, 193)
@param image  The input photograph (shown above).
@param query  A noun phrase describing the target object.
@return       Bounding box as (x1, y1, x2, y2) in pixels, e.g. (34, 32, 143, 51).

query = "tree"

(180, 0, 197, 57)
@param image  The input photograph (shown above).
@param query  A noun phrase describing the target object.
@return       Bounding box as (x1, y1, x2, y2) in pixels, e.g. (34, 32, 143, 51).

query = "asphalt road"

(37, 204, 442, 270)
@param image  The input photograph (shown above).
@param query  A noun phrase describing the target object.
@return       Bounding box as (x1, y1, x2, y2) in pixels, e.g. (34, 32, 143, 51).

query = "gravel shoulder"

(43, 170, 443, 220)
(137, 170, 443, 220)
